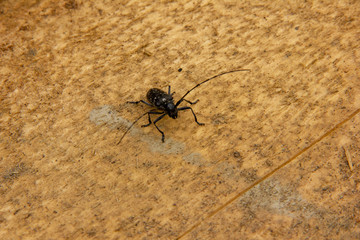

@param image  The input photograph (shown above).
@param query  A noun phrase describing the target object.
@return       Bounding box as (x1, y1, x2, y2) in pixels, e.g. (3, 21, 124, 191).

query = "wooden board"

(1, 0, 359, 239)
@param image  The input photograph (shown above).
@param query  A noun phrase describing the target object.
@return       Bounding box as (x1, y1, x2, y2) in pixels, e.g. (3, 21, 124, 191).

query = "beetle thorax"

(166, 102, 178, 119)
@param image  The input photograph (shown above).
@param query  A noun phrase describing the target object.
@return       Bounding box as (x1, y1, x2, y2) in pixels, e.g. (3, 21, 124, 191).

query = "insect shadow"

(117, 69, 250, 144)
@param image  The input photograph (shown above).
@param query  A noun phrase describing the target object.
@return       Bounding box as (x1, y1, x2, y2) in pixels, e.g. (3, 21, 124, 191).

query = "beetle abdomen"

(147, 88, 170, 108)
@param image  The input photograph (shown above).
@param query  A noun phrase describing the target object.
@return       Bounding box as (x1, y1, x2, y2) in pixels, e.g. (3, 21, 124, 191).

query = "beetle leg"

(153, 113, 167, 142)
(168, 86, 171, 95)
(167, 86, 176, 96)
(127, 100, 153, 107)
(142, 111, 164, 127)
(178, 106, 205, 125)
(183, 99, 199, 105)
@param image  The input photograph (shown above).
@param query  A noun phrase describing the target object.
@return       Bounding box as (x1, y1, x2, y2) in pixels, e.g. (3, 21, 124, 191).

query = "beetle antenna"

(175, 69, 251, 107)
(117, 111, 148, 145)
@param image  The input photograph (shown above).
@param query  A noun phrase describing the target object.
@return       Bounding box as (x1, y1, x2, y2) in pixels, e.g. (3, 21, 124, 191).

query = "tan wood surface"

(1, 1, 359, 239)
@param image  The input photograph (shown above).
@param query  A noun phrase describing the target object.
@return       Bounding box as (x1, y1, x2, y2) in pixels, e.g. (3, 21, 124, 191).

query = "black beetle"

(117, 69, 250, 144)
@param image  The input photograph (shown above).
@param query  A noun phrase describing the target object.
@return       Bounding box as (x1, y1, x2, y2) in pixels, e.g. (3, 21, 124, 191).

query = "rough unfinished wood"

(1, 0, 359, 239)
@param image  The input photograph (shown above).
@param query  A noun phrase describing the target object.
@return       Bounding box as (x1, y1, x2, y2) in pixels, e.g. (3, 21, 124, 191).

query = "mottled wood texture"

(0, 0, 359, 239)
